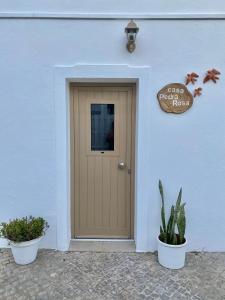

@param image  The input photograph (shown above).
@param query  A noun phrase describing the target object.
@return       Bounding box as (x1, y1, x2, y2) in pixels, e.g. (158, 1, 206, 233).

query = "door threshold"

(72, 238, 135, 242)
(69, 239, 136, 252)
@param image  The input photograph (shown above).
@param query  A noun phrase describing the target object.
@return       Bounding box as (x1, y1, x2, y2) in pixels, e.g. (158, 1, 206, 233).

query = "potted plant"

(158, 180, 187, 269)
(0, 216, 49, 265)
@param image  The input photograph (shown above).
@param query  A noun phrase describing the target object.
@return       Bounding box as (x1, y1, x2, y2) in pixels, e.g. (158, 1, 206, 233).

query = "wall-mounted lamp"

(125, 20, 139, 53)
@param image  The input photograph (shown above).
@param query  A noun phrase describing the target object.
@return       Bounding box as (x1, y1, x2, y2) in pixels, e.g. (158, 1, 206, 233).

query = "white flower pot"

(9, 236, 42, 265)
(157, 236, 187, 269)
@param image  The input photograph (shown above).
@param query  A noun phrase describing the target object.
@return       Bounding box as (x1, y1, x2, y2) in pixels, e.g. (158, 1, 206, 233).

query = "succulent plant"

(159, 180, 186, 245)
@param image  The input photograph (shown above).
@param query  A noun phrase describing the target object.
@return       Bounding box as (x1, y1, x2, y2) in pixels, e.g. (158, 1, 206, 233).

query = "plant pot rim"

(157, 235, 187, 248)
(9, 236, 43, 247)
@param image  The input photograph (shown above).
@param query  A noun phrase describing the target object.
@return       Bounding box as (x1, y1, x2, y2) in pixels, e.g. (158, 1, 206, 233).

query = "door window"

(91, 104, 114, 151)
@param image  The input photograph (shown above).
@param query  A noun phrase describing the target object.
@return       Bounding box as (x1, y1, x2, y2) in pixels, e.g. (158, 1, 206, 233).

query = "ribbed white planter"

(157, 236, 187, 269)
(10, 236, 42, 265)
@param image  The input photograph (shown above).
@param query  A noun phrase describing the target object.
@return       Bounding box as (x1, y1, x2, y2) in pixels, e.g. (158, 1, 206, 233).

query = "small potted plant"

(158, 180, 187, 269)
(0, 216, 49, 265)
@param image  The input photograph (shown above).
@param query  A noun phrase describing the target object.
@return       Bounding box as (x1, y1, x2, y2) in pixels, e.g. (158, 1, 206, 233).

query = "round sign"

(157, 83, 194, 114)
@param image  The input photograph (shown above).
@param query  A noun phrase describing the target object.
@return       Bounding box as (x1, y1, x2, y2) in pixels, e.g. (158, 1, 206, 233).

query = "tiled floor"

(0, 249, 225, 299)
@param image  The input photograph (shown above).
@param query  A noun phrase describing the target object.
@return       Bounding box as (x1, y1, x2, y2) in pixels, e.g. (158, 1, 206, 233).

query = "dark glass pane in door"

(91, 104, 114, 151)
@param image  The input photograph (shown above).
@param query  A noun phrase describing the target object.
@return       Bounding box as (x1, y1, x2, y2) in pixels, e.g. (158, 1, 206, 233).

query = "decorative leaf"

(194, 87, 202, 98)
(186, 72, 199, 85)
(203, 69, 221, 84)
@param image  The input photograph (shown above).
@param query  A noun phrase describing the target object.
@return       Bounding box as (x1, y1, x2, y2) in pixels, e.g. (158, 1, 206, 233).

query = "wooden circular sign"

(157, 83, 193, 114)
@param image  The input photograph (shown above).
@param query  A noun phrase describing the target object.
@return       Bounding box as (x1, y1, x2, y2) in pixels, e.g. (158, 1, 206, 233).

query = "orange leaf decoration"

(203, 69, 221, 84)
(194, 87, 202, 98)
(186, 72, 199, 85)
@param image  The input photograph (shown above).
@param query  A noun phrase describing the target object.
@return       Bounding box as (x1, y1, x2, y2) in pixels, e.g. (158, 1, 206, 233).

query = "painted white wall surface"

(0, 7, 225, 251)
(0, 0, 225, 13)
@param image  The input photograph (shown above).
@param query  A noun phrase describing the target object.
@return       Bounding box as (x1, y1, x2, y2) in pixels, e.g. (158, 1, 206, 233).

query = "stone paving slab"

(0, 249, 225, 300)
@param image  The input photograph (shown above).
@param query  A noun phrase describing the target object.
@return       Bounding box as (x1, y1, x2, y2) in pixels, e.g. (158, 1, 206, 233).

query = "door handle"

(118, 161, 126, 170)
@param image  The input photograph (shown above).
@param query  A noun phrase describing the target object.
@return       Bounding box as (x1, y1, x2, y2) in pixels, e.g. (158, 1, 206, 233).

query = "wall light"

(125, 20, 139, 53)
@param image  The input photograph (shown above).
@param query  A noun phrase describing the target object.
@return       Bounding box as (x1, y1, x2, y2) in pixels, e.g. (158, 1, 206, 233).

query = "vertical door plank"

(102, 156, 111, 227)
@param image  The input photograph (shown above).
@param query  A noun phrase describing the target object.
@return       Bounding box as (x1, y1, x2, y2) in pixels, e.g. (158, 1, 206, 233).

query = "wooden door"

(71, 86, 135, 238)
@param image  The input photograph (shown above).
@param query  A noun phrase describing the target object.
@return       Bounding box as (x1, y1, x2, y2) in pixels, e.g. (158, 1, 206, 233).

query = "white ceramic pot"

(157, 236, 187, 269)
(9, 236, 42, 265)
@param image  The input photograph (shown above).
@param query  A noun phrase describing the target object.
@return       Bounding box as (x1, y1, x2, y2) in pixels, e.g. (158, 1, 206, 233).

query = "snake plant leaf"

(159, 180, 167, 233)
(177, 204, 186, 243)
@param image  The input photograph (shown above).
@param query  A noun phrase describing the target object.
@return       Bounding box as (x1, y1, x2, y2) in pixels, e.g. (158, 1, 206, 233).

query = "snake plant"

(159, 180, 186, 245)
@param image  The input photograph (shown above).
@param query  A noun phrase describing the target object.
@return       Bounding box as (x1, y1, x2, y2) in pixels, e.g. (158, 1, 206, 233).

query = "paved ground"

(0, 250, 225, 300)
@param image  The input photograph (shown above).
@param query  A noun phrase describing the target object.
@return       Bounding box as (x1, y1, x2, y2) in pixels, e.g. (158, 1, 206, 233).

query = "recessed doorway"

(70, 84, 136, 239)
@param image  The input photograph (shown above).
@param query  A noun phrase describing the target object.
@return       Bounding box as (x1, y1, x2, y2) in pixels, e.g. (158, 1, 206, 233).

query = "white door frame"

(54, 64, 152, 251)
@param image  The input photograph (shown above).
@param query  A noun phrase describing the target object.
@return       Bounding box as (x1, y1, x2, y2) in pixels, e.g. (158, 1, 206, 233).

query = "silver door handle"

(118, 161, 126, 169)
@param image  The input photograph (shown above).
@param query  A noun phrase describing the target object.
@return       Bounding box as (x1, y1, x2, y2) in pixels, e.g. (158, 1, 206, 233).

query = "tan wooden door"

(71, 86, 134, 238)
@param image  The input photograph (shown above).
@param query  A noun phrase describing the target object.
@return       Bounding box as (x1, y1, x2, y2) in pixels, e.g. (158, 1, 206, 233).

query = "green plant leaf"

(0, 216, 49, 243)
(177, 204, 186, 244)
(159, 180, 167, 234)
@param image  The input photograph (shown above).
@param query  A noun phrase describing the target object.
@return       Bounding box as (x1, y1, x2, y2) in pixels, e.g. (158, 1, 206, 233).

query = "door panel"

(71, 86, 134, 238)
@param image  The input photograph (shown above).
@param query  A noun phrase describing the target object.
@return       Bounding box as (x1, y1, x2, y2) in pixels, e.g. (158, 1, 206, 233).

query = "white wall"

(0, 7, 225, 251)
(0, 0, 225, 13)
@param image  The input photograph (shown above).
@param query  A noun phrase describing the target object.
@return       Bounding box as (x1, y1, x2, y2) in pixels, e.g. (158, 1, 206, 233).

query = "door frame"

(54, 64, 152, 251)
(70, 84, 136, 239)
